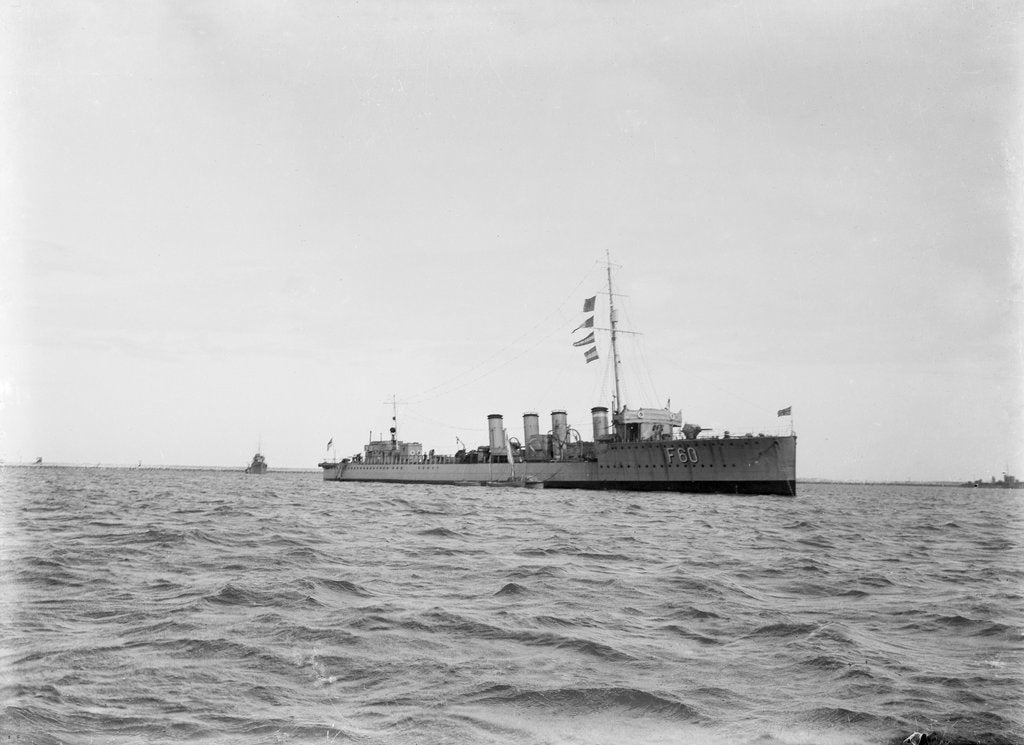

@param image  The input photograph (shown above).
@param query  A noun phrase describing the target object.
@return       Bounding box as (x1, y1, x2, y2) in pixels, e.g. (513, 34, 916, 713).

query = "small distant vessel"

(245, 452, 268, 474)
(960, 473, 1022, 489)
(33, 457, 42, 465)
(319, 259, 797, 496)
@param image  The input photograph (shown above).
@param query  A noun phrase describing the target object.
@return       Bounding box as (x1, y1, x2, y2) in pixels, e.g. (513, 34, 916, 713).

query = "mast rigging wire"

(399, 264, 601, 406)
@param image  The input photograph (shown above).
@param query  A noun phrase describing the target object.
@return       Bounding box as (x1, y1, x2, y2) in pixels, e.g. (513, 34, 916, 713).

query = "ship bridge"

(614, 407, 682, 442)
(363, 439, 423, 463)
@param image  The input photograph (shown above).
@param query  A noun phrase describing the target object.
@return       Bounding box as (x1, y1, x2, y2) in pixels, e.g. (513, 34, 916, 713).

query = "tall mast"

(606, 251, 622, 413)
(385, 394, 401, 451)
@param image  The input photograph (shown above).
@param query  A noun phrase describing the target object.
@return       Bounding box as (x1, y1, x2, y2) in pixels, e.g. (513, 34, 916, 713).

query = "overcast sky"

(1, 1, 1021, 482)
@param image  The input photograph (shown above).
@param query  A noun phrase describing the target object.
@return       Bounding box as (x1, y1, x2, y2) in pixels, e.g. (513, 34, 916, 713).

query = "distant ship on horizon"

(245, 451, 267, 474)
(960, 473, 1022, 489)
(319, 258, 797, 496)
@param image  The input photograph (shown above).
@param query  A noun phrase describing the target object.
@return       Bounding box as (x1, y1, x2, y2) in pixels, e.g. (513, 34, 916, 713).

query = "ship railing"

(364, 454, 461, 465)
(691, 426, 794, 439)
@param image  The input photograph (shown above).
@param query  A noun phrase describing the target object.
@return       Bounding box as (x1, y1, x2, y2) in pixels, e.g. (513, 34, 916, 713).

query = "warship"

(960, 473, 1022, 489)
(245, 451, 267, 474)
(320, 263, 797, 496)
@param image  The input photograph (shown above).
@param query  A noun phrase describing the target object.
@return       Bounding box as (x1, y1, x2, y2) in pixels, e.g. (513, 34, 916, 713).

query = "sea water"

(1, 468, 1021, 745)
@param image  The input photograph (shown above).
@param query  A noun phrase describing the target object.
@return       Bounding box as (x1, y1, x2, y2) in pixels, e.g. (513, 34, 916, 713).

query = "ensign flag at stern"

(777, 407, 791, 417)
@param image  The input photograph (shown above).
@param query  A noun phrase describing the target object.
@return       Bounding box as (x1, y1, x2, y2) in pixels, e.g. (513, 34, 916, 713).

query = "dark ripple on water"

(1, 470, 1022, 745)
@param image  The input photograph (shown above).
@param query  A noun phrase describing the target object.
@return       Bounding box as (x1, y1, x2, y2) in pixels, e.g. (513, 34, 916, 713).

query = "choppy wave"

(1, 469, 1021, 745)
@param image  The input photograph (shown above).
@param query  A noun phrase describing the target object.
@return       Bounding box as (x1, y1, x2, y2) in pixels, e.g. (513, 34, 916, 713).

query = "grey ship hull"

(321, 435, 796, 496)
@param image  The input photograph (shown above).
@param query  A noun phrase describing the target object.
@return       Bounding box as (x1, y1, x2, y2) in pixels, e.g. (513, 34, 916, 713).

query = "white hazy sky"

(1, 1, 1021, 482)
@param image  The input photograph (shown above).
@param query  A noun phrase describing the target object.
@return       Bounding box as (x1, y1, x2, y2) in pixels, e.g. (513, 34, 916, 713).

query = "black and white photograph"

(1, 2, 1021, 744)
